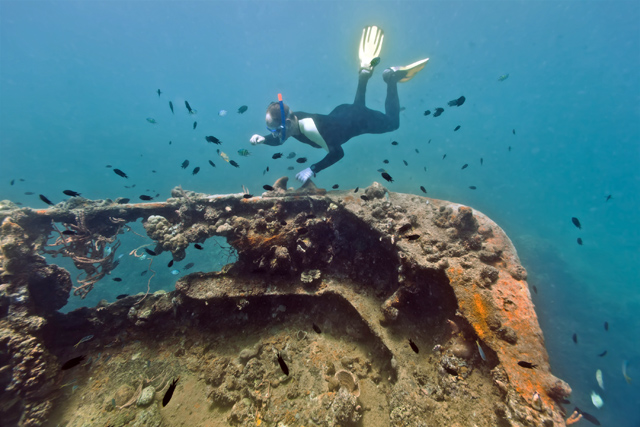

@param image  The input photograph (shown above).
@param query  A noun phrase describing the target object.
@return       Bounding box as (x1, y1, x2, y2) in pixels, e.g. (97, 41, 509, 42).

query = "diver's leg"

(353, 69, 372, 107)
(384, 79, 400, 131)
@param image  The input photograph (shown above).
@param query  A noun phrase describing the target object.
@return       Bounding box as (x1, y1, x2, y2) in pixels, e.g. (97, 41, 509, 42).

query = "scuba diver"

(249, 26, 428, 183)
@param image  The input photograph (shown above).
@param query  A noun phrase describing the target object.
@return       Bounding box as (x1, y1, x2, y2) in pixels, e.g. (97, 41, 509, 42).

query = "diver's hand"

(250, 135, 265, 145)
(296, 167, 314, 183)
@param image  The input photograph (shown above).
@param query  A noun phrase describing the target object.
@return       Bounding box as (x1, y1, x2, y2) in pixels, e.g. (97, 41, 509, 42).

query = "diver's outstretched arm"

(309, 146, 345, 174)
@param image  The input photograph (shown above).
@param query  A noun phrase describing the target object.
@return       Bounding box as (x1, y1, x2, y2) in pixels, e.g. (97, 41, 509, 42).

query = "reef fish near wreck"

(596, 369, 604, 390)
(590, 391, 603, 409)
(312, 323, 321, 334)
(575, 407, 601, 426)
(497, 74, 509, 82)
(39, 194, 54, 205)
(572, 333, 578, 344)
(476, 340, 486, 361)
(571, 217, 582, 229)
(169, 101, 174, 114)
(229, 160, 240, 168)
(113, 168, 128, 178)
(381, 172, 394, 182)
(63, 190, 81, 197)
(192, 166, 200, 175)
(622, 360, 632, 384)
(237, 149, 251, 156)
(408, 339, 419, 354)
(162, 377, 179, 407)
(185, 100, 195, 114)
(237, 105, 248, 114)
(193, 121, 197, 130)
(205, 135, 222, 144)
(139, 195, 153, 201)
(448, 96, 466, 107)
(61, 355, 85, 371)
(184, 262, 195, 270)
(181, 159, 190, 169)
(518, 361, 537, 369)
(146, 117, 157, 124)
(277, 353, 289, 376)
(433, 107, 444, 117)
(74, 335, 94, 348)
(217, 150, 230, 162)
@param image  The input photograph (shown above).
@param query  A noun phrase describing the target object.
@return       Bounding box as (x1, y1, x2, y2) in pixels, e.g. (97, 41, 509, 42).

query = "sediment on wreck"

(0, 183, 570, 427)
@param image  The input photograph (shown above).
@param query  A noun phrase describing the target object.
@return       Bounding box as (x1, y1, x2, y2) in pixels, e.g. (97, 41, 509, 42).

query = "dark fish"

(157, 89, 162, 97)
(406, 234, 420, 241)
(469, 186, 477, 190)
(193, 121, 197, 130)
(61, 355, 85, 370)
(312, 323, 321, 333)
(442, 154, 447, 160)
(332, 184, 339, 189)
(420, 186, 427, 194)
(208, 160, 216, 168)
(577, 237, 583, 245)
(276, 353, 289, 376)
(508, 146, 512, 151)
(152, 170, 157, 173)
(185, 101, 194, 114)
(560, 398, 571, 404)
(229, 160, 240, 168)
(572, 333, 578, 344)
(461, 164, 468, 170)
(287, 166, 294, 170)
(381, 172, 394, 182)
(162, 377, 179, 407)
(169, 101, 174, 114)
(571, 217, 581, 229)
(181, 160, 189, 169)
(113, 168, 128, 178)
(398, 224, 412, 234)
(597, 350, 607, 357)
(10, 179, 15, 185)
(24, 191, 35, 195)
(272, 152, 283, 159)
(168, 260, 174, 268)
(433, 107, 444, 117)
(286, 152, 296, 159)
(575, 407, 601, 426)
(192, 166, 200, 175)
(408, 339, 419, 353)
(415, 148, 420, 154)
(512, 129, 516, 135)
(517, 361, 537, 369)
(360, 195, 369, 202)
(391, 141, 399, 145)
(354, 187, 359, 193)
(605, 194, 612, 202)
(448, 96, 465, 107)
(403, 160, 408, 166)
(169, 141, 172, 145)
(62, 230, 76, 235)
(39, 194, 54, 205)
(63, 190, 81, 197)
(141, 270, 147, 276)
(184, 262, 195, 270)
(454, 125, 461, 131)
(116, 294, 129, 300)
(139, 195, 153, 201)
(383, 159, 389, 164)
(145, 248, 157, 256)
(480, 158, 483, 165)
(237, 105, 248, 114)
(112, 277, 122, 282)
(424, 110, 431, 116)
(604, 321, 609, 331)
(532, 285, 538, 294)
(297, 227, 308, 235)
(117, 198, 130, 204)
(205, 136, 222, 144)
(296, 157, 307, 164)
(370, 56, 381, 67)
(263, 185, 274, 191)
(194, 244, 203, 250)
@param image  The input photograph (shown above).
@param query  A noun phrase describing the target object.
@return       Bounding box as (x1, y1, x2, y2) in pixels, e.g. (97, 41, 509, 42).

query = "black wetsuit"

(262, 74, 400, 174)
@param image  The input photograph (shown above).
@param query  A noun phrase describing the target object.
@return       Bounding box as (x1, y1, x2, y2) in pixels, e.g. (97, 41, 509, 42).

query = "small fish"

(140, 270, 147, 276)
(454, 125, 461, 131)
(39, 194, 54, 205)
(360, 195, 369, 202)
(312, 324, 321, 333)
(448, 96, 466, 107)
(139, 195, 153, 201)
(480, 158, 483, 165)
(476, 340, 486, 361)
(415, 148, 419, 154)
(381, 172, 394, 182)
(469, 186, 477, 190)
(63, 190, 81, 197)
(497, 74, 509, 81)
(193, 121, 197, 130)
(116, 294, 129, 300)
(192, 166, 200, 175)
(604, 321, 608, 331)
(185, 100, 194, 114)
(508, 146, 512, 151)
(532, 285, 538, 294)
(24, 191, 35, 195)
(263, 185, 274, 191)
(218, 150, 230, 162)
(296, 157, 307, 164)
(272, 153, 283, 159)
(157, 89, 162, 96)
(576, 407, 601, 426)
(605, 194, 612, 202)
(229, 160, 240, 168)
(145, 248, 157, 256)
(597, 350, 607, 357)
(181, 160, 190, 169)
(377, 168, 387, 173)
(205, 135, 222, 144)
(433, 107, 444, 117)
(622, 360, 632, 384)
(354, 187, 359, 193)
(403, 160, 408, 166)
(398, 224, 412, 234)
(408, 339, 419, 354)
(406, 234, 420, 241)
(423, 110, 431, 116)
(237, 105, 248, 114)
(169, 101, 174, 114)
(146, 117, 157, 124)
(370, 56, 381, 67)
(218, 109, 228, 117)
(461, 164, 468, 170)
(287, 152, 296, 159)
(74, 335, 94, 348)
(184, 262, 195, 270)
(420, 186, 427, 194)
(112, 277, 122, 282)
(237, 149, 251, 156)
(572, 333, 578, 344)
(512, 129, 516, 135)
(62, 230, 76, 235)
(383, 159, 389, 164)
(277, 353, 289, 376)
(442, 154, 447, 160)
(117, 198, 130, 204)
(168, 260, 174, 268)
(287, 166, 294, 170)
(577, 237, 583, 245)
(391, 141, 399, 146)
(332, 184, 339, 189)
(571, 217, 581, 229)
(194, 244, 203, 250)
(590, 391, 603, 409)
(596, 369, 604, 390)
(163, 377, 179, 407)
(208, 160, 216, 168)
(170, 269, 180, 275)
(10, 179, 15, 185)
(518, 361, 537, 369)
(61, 355, 85, 371)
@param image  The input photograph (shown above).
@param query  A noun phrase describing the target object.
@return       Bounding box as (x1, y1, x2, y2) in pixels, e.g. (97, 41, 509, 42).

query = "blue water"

(1, 1, 638, 425)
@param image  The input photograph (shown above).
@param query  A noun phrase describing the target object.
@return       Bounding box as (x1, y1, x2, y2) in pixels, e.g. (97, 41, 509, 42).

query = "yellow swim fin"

(359, 26, 384, 70)
(394, 58, 429, 83)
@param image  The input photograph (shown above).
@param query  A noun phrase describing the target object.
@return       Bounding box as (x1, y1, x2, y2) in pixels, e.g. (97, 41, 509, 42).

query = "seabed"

(0, 180, 571, 427)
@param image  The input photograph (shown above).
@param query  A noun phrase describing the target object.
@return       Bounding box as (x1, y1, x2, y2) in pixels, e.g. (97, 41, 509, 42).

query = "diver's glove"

(296, 167, 314, 183)
(250, 134, 265, 145)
